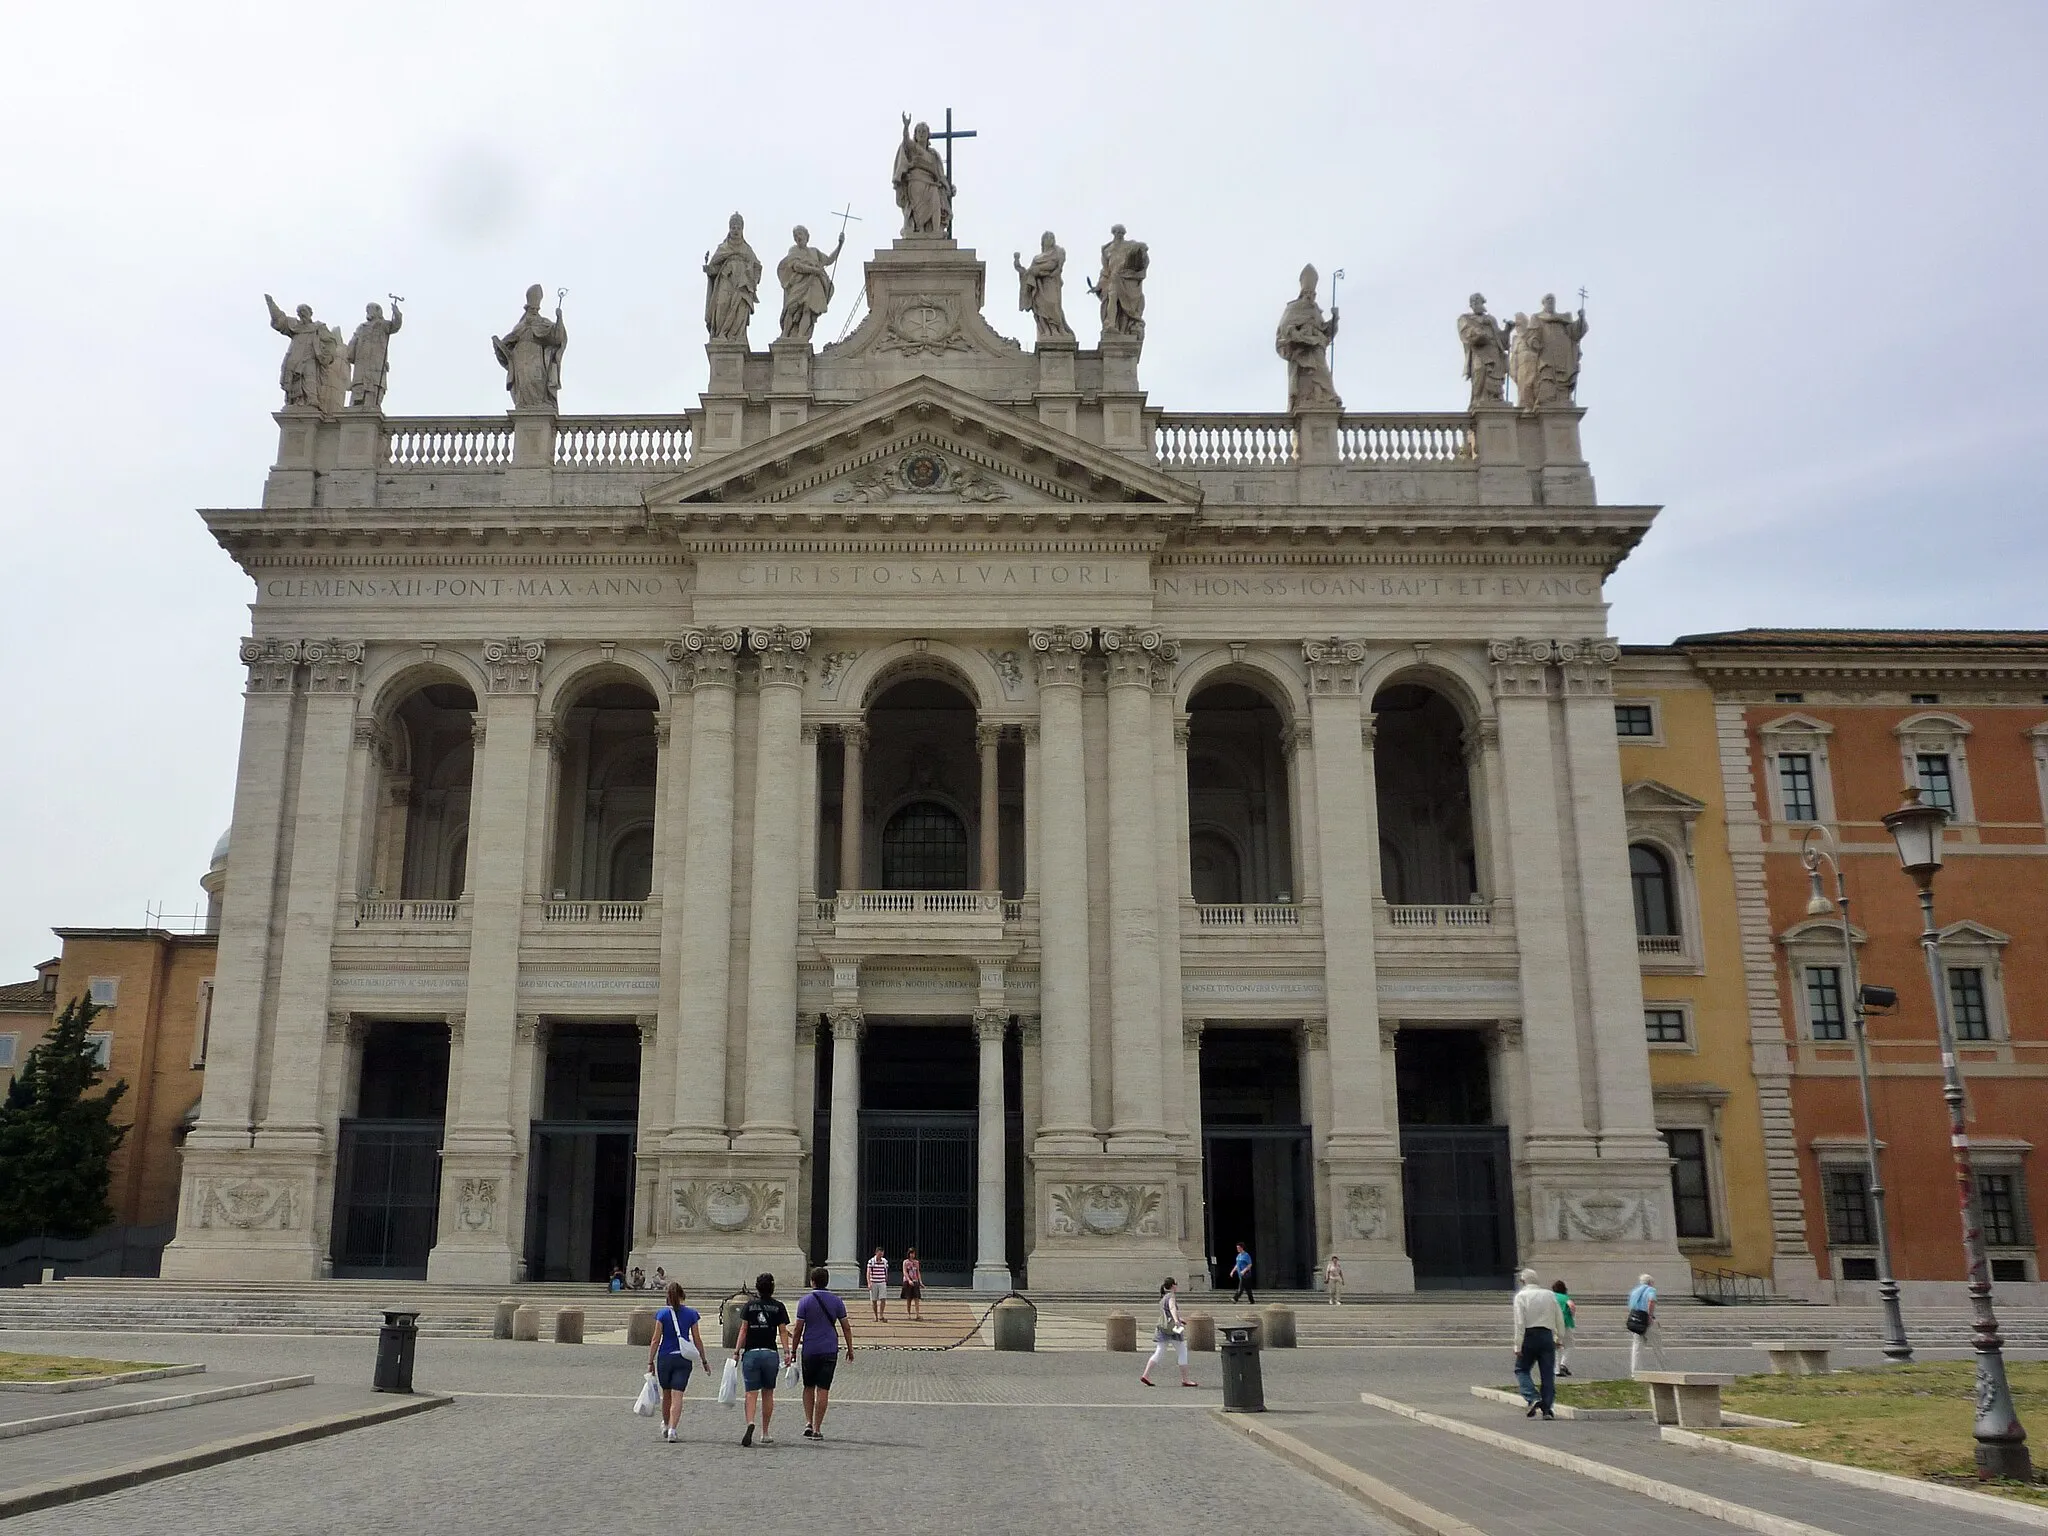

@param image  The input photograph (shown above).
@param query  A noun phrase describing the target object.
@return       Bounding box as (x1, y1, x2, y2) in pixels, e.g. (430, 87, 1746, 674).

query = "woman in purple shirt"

(792, 1267, 856, 1439)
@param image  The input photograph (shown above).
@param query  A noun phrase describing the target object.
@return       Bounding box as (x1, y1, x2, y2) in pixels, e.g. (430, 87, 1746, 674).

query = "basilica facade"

(165, 179, 1686, 1293)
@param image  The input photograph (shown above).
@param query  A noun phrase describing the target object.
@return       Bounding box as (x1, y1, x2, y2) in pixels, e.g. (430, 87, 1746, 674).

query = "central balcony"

(820, 889, 1010, 946)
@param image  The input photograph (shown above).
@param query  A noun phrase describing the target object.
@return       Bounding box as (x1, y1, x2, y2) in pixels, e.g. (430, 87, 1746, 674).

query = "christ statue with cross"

(893, 114, 955, 238)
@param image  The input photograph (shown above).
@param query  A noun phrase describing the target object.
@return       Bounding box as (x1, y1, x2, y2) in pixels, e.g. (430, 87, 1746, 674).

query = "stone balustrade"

(1154, 412, 1477, 470)
(355, 899, 462, 925)
(1382, 902, 1495, 929)
(383, 420, 514, 468)
(828, 889, 1006, 942)
(553, 418, 694, 468)
(1637, 933, 1684, 955)
(541, 900, 647, 923)
(1338, 416, 1474, 463)
(1193, 903, 1302, 927)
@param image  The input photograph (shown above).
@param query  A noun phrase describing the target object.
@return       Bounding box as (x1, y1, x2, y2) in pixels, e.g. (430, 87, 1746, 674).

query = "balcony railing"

(384, 420, 513, 468)
(835, 890, 1002, 917)
(542, 901, 647, 923)
(1637, 933, 1685, 956)
(1153, 412, 1476, 470)
(356, 899, 461, 925)
(1383, 903, 1495, 929)
(554, 417, 693, 468)
(1193, 903, 1302, 927)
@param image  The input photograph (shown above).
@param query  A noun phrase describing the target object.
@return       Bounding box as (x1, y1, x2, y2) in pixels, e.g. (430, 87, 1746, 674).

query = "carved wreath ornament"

(671, 1179, 786, 1236)
(831, 452, 1010, 505)
(876, 295, 970, 357)
(1047, 1182, 1166, 1239)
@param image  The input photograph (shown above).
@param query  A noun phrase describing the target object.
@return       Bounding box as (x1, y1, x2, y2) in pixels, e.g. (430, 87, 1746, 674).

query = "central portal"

(856, 1022, 978, 1286)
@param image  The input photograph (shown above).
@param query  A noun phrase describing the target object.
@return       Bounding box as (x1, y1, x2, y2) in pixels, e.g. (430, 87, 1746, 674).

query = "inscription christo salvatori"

(261, 573, 684, 603)
(728, 560, 1126, 591)
(1154, 571, 1600, 603)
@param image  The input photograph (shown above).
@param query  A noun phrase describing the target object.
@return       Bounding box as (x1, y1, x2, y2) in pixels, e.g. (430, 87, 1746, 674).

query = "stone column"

(664, 630, 742, 1149)
(737, 626, 810, 1151)
(1182, 1018, 1208, 1276)
(431, 637, 546, 1283)
(1282, 722, 1321, 901)
(1101, 626, 1170, 1151)
(799, 724, 822, 909)
(973, 1008, 1011, 1290)
(1301, 1019, 1334, 1262)
(1021, 721, 1040, 893)
(632, 1014, 661, 1261)
(977, 723, 1002, 891)
(838, 722, 868, 894)
(1155, 698, 1190, 1142)
(1027, 627, 1095, 1152)
(825, 1008, 863, 1288)
(1301, 638, 1408, 1289)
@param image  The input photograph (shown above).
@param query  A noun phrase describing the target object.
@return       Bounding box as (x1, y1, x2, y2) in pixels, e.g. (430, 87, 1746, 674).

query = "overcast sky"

(1, 1, 2042, 979)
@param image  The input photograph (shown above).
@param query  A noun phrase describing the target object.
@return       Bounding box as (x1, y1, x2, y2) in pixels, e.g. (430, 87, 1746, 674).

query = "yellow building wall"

(1616, 657, 1777, 1280)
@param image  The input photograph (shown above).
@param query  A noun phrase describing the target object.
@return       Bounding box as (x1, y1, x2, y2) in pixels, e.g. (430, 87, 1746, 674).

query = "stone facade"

(164, 220, 1687, 1293)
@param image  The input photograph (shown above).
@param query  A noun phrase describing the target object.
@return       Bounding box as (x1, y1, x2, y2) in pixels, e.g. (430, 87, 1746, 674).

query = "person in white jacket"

(1510, 1268, 1566, 1419)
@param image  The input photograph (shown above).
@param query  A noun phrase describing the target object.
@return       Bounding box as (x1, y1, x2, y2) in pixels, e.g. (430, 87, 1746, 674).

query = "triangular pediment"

(642, 375, 1201, 511)
(1623, 779, 1708, 817)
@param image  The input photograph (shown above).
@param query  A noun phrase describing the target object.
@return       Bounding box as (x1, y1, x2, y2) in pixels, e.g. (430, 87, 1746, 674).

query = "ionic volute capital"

(1027, 625, 1093, 689)
(1302, 637, 1367, 695)
(973, 1008, 1008, 1043)
(1301, 1017, 1330, 1052)
(667, 628, 743, 690)
(303, 639, 367, 695)
(748, 625, 812, 689)
(481, 637, 546, 694)
(240, 637, 304, 694)
(831, 1007, 865, 1042)
(1099, 626, 1178, 690)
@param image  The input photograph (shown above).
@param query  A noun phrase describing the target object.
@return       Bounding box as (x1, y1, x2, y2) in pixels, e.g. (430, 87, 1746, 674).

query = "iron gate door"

(1400, 1126, 1515, 1289)
(859, 1111, 976, 1285)
(332, 1119, 443, 1278)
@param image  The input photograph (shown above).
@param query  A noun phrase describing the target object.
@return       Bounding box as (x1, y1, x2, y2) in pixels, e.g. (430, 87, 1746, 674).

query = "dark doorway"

(857, 1023, 978, 1286)
(1200, 1028, 1312, 1289)
(1395, 1029, 1514, 1289)
(332, 1024, 448, 1279)
(524, 1024, 639, 1282)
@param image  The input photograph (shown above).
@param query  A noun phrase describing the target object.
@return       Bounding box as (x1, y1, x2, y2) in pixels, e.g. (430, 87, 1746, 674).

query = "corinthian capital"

(481, 637, 546, 694)
(1302, 637, 1366, 695)
(1099, 626, 1179, 690)
(748, 625, 812, 689)
(240, 637, 304, 694)
(667, 628, 743, 690)
(1027, 625, 1092, 688)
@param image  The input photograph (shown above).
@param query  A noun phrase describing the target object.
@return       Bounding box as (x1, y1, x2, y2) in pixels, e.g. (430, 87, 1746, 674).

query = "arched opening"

(881, 801, 971, 889)
(1630, 844, 1678, 937)
(1185, 681, 1294, 904)
(1371, 682, 1477, 905)
(548, 680, 659, 902)
(370, 682, 478, 901)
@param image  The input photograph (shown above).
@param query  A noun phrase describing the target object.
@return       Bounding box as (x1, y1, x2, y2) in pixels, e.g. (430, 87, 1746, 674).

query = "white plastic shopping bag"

(717, 1356, 740, 1407)
(779, 1357, 802, 1391)
(633, 1372, 660, 1416)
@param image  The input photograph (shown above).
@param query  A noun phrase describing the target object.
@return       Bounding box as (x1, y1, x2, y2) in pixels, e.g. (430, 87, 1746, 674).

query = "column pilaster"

(838, 722, 868, 894)
(1101, 626, 1171, 1152)
(973, 1008, 1013, 1290)
(977, 722, 1002, 891)
(826, 1007, 863, 1288)
(1026, 626, 1096, 1154)
(736, 625, 809, 1152)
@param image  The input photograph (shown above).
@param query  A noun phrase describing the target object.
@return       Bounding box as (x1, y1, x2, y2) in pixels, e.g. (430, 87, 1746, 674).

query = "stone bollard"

(721, 1297, 745, 1350)
(511, 1305, 541, 1343)
(493, 1299, 518, 1340)
(553, 1307, 585, 1344)
(1186, 1312, 1216, 1352)
(627, 1307, 657, 1347)
(1105, 1311, 1137, 1352)
(1262, 1306, 1296, 1348)
(992, 1298, 1036, 1352)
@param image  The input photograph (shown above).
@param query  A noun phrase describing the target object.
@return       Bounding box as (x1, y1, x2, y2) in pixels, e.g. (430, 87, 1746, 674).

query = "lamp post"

(1799, 825, 1911, 1361)
(1882, 785, 2031, 1483)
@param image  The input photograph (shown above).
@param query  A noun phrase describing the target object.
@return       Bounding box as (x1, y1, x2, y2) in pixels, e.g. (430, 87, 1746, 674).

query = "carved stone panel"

(1340, 1183, 1388, 1241)
(670, 1179, 788, 1236)
(192, 1177, 302, 1231)
(1045, 1182, 1167, 1239)
(1543, 1188, 1662, 1243)
(456, 1177, 498, 1233)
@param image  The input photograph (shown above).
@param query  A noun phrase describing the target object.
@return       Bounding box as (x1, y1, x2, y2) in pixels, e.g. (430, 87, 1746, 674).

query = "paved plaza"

(4, 1322, 2043, 1534)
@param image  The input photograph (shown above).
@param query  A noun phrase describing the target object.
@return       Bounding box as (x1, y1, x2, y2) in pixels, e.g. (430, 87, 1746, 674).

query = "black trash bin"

(374, 1310, 420, 1394)
(1219, 1324, 1264, 1413)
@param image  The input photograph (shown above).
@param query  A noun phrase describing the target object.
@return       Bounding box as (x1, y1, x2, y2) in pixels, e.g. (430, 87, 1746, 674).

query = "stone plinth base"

(161, 1147, 327, 1280)
(159, 1238, 323, 1282)
(636, 1149, 808, 1294)
(426, 1243, 520, 1285)
(1519, 1154, 1690, 1295)
(972, 1263, 1014, 1292)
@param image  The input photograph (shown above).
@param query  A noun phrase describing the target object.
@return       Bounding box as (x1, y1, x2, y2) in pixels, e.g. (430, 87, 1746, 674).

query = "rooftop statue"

(346, 298, 403, 411)
(703, 214, 762, 342)
(1088, 224, 1148, 343)
(1013, 232, 1073, 343)
(893, 114, 954, 238)
(1512, 292, 1588, 409)
(1275, 264, 1341, 411)
(313, 322, 348, 416)
(777, 225, 845, 344)
(1456, 293, 1512, 408)
(492, 284, 568, 409)
(264, 295, 327, 409)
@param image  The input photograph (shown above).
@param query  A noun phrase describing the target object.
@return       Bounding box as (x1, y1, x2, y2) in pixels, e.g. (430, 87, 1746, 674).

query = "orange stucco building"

(1682, 631, 2048, 1301)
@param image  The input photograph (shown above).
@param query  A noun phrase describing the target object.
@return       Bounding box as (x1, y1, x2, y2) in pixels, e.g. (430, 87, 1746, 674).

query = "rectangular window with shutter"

(1806, 966, 1846, 1041)
(1947, 967, 1990, 1041)
(1662, 1129, 1714, 1239)
(1978, 1172, 2029, 1249)
(1823, 1165, 1873, 1247)
(1779, 753, 1818, 822)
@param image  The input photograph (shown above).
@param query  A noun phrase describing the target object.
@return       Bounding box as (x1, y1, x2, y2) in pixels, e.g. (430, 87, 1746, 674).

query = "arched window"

(1189, 830, 1244, 905)
(607, 827, 653, 902)
(880, 801, 970, 889)
(1630, 844, 1678, 937)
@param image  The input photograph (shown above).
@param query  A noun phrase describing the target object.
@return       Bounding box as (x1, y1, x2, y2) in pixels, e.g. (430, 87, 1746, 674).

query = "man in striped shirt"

(866, 1246, 890, 1321)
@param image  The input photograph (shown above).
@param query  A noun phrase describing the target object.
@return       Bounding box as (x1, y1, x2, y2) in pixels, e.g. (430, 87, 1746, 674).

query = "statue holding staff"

(492, 284, 568, 409)
(777, 225, 845, 344)
(1456, 293, 1512, 408)
(703, 214, 762, 342)
(1088, 224, 1149, 342)
(1013, 232, 1073, 342)
(1521, 291, 1588, 407)
(1275, 264, 1341, 411)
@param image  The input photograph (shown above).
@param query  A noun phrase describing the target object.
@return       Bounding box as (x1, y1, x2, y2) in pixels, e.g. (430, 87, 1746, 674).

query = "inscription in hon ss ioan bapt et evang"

(1153, 569, 1602, 606)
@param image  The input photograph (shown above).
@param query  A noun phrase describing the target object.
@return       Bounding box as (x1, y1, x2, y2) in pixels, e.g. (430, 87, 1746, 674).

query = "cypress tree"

(0, 995, 129, 1245)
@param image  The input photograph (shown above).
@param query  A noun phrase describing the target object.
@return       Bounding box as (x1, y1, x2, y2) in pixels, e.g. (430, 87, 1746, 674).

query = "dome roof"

(209, 827, 232, 867)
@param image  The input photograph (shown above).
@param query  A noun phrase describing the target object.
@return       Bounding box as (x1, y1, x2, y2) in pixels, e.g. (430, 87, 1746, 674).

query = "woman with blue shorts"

(733, 1272, 792, 1446)
(648, 1282, 707, 1444)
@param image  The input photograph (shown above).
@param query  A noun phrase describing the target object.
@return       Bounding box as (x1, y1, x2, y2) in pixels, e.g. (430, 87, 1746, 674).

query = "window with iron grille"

(1822, 1164, 1873, 1247)
(1917, 753, 1956, 813)
(879, 801, 970, 890)
(1948, 967, 1991, 1041)
(1615, 704, 1656, 738)
(1630, 845, 1678, 937)
(1645, 1009, 1689, 1045)
(1778, 753, 1817, 822)
(1978, 1172, 2028, 1249)
(1662, 1128, 1715, 1239)
(1806, 966, 1846, 1041)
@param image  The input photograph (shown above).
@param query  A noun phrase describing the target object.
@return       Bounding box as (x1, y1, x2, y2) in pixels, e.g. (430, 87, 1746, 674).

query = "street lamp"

(1881, 785, 2032, 1483)
(1800, 825, 1910, 1360)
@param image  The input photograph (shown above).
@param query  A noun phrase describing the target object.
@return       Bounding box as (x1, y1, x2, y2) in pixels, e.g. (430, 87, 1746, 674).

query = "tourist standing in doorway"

(1140, 1277, 1199, 1388)
(1511, 1268, 1563, 1420)
(866, 1245, 890, 1321)
(647, 1281, 707, 1443)
(1231, 1243, 1255, 1304)
(1628, 1273, 1671, 1374)
(734, 1272, 792, 1446)
(1551, 1279, 1576, 1376)
(901, 1247, 923, 1321)
(1323, 1252, 1345, 1305)
(793, 1267, 855, 1439)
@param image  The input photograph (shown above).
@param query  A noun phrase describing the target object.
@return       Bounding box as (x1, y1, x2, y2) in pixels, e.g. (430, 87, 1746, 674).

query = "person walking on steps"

(1551, 1279, 1576, 1376)
(866, 1245, 890, 1322)
(1628, 1272, 1671, 1374)
(1140, 1276, 1199, 1388)
(1511, 1267, 1564, 1419)
(1323, 1251, 1345, 1305)
(792, 1266, 854, 1440)
(1231, 1242, 1255, 1304)
(647, 1281, 707, 1443)
(733, 1272, 792, 1446)
(901, 1247, 923, 1321)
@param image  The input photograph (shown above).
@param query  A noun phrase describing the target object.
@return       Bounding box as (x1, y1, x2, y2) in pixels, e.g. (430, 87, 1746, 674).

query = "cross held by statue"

(931, 107, 976, 181)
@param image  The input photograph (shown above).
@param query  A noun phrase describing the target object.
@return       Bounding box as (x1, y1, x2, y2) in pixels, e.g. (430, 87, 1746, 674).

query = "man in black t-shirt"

(733, 1272, 792, 1445)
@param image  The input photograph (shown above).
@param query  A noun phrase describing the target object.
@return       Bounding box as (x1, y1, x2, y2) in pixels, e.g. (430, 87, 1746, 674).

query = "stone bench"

(1754, 1341, 1832, 1376)
(1635, 1371, 1737, 1428)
